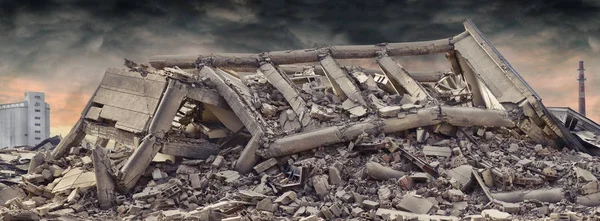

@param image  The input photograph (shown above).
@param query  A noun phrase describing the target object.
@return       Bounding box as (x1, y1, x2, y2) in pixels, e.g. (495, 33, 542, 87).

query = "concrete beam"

(259, 62, 307, 115)
(200, 66, 264, 135)
(376, 53, 429, 101)
(92, 145, 115, 209)
(319, 55, 367, 105)
(148, 31, 469, 70)
(264, 106, 513, 157)
(50, 118, 87, 160)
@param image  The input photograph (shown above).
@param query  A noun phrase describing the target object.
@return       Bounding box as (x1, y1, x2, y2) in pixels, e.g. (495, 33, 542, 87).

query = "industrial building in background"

(0, 92, 50, 148)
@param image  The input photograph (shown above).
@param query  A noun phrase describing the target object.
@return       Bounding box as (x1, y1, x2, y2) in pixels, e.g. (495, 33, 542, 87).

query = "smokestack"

(578, 61, 586, 116)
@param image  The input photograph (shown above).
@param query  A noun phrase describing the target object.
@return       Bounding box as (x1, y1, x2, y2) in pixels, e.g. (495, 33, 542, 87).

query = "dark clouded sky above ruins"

(1, 0, 599, 136)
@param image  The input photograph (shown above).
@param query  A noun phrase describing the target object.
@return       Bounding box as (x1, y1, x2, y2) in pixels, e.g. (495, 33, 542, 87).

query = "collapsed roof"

(45, 19, 591, 209)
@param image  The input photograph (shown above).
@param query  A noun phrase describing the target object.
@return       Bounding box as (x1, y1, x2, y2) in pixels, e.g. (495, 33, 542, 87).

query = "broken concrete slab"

(397, 194, 433, 214)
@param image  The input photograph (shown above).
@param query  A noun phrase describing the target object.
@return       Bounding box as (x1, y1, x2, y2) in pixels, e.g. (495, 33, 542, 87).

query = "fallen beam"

(365, 162, 405, 180)
(259, 62, 307, 115)
(577, 192, 600, 206)
(50, 118, 87, 160)
(320, 55, 367, 105)
(200, 66, 264, 135)
(92, 145, 115, 209)
(264, 106, 513, 157)
(490, 188, 564, 203)
(148, 32, 469, 70)
(376, 53, 429, 101)
(234, 132, 263, 174)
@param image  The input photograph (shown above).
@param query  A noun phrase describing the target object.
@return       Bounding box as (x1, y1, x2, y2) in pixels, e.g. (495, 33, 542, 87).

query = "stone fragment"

(422, 145, 452, 157)
(81, 156, 92, 165)
(261, 103, 278, 117)
(214, 170, 240, 183)
(254, 158, 278, 173)
(328, 167, 342, 185)
(362, 200, 380, 210)
(581, 181, 600, 195)
(499, 201, 520, 214)
(312, 175, 329, 198)
(397, 194, 433, 214)
(212, 155, 224, 168)
(446, 165, 473, 191)
(416, 128, 428, 143)
(274, 191, 297, 205)
(443, 189, 465, 202)
(575, 167, 597, 182)
(377, 187, 392, 201)
(189, 174, 202, 190)
(152, 168, 168, 180)
(508, 143, 519, 153)
(351, 207, 365, 217)
(257, 198, 277, 212)
(481, 209, 512, 220)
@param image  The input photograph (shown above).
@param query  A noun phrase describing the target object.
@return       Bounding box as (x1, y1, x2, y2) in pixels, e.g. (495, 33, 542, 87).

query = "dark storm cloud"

(1, 0, 600, 133)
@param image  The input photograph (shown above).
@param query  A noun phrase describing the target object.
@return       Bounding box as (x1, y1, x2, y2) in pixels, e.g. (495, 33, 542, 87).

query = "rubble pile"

(2, 20, 600, 220)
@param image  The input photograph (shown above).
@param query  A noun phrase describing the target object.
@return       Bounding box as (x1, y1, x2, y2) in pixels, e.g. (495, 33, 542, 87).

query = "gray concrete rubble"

(3, 20, 600, 220)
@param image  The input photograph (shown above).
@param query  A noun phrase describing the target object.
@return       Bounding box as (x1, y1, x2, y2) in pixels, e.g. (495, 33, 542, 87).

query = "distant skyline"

(0, 0, 599, 136)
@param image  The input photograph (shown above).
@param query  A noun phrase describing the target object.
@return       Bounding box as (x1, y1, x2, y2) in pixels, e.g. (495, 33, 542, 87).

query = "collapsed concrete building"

(4, 20, 600, 220)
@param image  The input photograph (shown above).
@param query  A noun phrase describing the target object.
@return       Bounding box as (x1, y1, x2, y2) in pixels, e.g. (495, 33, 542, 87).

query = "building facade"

(0, 92, 50, 148)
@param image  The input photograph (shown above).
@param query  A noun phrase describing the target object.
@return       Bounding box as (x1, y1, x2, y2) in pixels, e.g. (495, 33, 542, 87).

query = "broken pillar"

(365, 162, 405, 180)
(92, 145, 115, 209)
(119, 79, 188, 191)
(319, 55, 366, 105)
(235, 132, 263, 174)
(491, 188, 564, 203)
(265, 106, 513, 157)
(376, 52, 429, 101)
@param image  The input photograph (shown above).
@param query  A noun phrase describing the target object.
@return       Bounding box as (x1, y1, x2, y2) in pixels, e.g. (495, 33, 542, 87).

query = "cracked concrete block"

(189, 174, 202, 190)
(581, 181, 600, 195)
(351, 207, 365, 217)
(422, 145, 452, 157)
(257, 198, 277, 212)
(254, 158, 278, 174)
(362, 200, 380, 210)
(214, 170, 240, 183)
(397, 194, 433, 214)
(274, 191, 296, 205)
(508, 143, 519, 153)
(81, 156, 92, 165)
(575, 167, 597, 182)
(328, 167, 342, 185)
(377, 187, 392, 201)
(312, 175, 329, 198)
(444, 189, 465, 202)
(212, 155, 224, 168)
(481, 209, 512, 220)
(152, 168, 168, 180)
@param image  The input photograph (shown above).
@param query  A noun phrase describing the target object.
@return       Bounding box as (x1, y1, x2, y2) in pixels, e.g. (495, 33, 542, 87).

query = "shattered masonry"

(2, 19, 600, 220)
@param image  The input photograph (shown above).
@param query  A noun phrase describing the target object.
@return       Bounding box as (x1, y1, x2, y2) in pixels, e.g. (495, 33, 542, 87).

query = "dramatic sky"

(1, 0, 599, 136)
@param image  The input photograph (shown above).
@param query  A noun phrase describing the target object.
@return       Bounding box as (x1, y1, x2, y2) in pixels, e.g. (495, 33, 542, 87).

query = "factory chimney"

(578, 61, 586, 116)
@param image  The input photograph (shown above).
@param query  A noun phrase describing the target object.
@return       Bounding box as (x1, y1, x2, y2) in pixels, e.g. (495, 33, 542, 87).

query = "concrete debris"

(4, 20, 600, 220)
